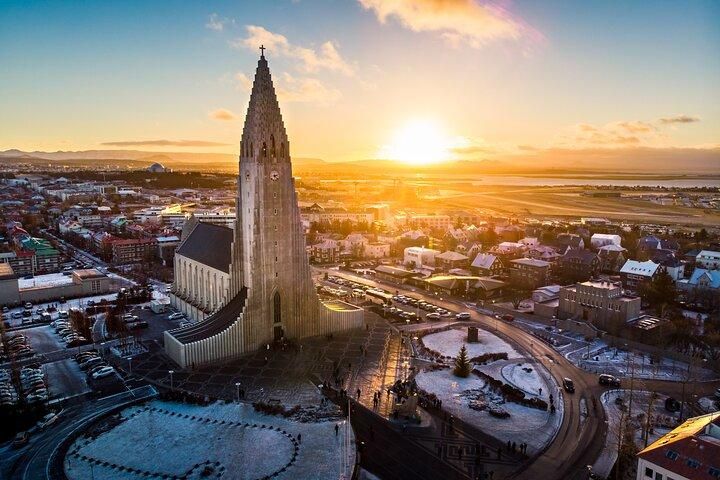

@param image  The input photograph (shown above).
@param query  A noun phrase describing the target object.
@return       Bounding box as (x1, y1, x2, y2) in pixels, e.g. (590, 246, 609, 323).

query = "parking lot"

(42, 358, 89, 401)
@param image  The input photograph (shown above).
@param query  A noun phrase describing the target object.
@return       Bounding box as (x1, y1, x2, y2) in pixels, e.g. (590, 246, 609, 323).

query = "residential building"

(435, 251, 470, 270)
(636, 412, 720, 480)
(620, 259, 662, 290)
(696, 250, 720, 270)
(557, 233, 585, 251)
(365, 242, 390, 259)
(590, 233, 622, 249)
(559, 249, 600, 282)
(309, 239, 341, 264)
(110, 237, 157, 264)
(156, 235, 180, 266)
(598, 244, 628, 273)
(509, 258, 551, 289)
(532, 285, 561, 303)
(677, 268, 720, 293)
(470, 253, 504, 276)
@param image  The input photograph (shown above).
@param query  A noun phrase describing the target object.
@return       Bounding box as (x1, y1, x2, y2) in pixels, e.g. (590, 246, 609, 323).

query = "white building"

(365, 242, 390, 259)
(696, 250, 720, 270)
(590, 233, 622, 249)
(404, 246, 440, 268)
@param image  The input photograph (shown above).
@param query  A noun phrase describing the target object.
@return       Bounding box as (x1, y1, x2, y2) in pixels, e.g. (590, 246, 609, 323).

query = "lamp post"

(235, 382, 242, 403)
(169, 370, 174, 390)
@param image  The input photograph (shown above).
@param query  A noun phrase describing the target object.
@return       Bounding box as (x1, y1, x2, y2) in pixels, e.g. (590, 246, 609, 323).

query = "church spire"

(240, 48, 288, 160)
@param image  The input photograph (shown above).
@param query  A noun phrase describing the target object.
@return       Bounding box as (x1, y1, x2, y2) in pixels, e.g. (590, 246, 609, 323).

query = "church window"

(262, 142, 267, 157)
(274, 208, 277, 215)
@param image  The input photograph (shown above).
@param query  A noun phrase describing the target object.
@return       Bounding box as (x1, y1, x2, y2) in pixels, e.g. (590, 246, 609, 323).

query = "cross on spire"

(259, 45, 265, 58)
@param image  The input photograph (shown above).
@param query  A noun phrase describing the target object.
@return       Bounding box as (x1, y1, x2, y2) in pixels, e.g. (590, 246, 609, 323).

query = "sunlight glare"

(380, 119, 454, 165)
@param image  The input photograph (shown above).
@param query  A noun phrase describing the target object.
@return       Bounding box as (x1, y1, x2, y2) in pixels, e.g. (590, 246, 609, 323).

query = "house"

(598, 244, 628, 273)
(637, 235, 680, 260)
(559, 249, 600, 282)
(619, 259, 662, 290)
(342, 233, 369, 258)
(590, 233, 621, 249)
(109, 237, 157, 264)
(527, 245, 562, 263)
(435, 251, 469, 270)
(532, 284, 561, 303)
(509, 257, 551, 289)
(365, 242, 390, 259)
(677, 268, 720, 292)
(636, 412, 720, 480)
(470, 253, 504, 276)
(696, 250, 720, 270)
(471, 277, 507, 300)
(491, 242, 526, 258)
(556, 233, 584, 251)
(558, 280, 641, 329)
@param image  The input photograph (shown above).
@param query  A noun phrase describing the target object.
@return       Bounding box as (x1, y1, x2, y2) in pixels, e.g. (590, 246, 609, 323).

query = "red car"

(501, 314, 514, 322)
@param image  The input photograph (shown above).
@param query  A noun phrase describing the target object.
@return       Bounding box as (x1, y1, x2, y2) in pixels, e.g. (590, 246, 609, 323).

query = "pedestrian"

(297, 433, 302, 444)
(539, 387, 542, 395)
(335, 424, 339, 436)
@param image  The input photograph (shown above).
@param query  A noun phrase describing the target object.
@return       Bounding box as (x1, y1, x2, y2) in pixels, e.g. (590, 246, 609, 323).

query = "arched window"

(273, 291, 281, 324)
(262, 142, 267, 157)
(270, 135, 276, 157)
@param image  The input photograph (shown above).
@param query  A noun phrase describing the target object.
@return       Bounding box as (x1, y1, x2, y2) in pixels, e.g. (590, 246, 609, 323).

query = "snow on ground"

(698, 396, 720, 413)
(422, 328, 522, 360)
(65, 399, 355, 480)
(593, 390, 680, 478)
(501, 362, 546, 396)
(415, 368, 562, 454)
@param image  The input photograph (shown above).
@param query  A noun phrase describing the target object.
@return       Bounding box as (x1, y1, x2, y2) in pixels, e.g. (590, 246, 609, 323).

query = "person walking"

(297, 433, 302, 444)
(335, 424, 339, 436)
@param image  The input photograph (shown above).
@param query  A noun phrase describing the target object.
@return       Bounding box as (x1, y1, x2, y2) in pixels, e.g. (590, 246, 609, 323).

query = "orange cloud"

(358, 0, 539, 48)
(209, 108, 237, 121)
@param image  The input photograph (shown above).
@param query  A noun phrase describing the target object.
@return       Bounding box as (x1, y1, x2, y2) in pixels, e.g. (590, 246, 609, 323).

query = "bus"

(366, 288, 393, 306)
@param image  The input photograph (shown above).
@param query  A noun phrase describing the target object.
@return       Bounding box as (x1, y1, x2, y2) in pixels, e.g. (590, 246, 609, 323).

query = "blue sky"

(1, 0, 718, 163)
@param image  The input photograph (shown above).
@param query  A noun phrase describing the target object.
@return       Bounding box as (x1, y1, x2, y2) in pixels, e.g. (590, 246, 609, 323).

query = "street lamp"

(169, 370, 174, 390)
(235, 382, 242, 403)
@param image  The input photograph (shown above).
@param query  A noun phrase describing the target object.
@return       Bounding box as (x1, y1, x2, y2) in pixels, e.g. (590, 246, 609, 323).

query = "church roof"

(175, 222, 233, 273)
(170, 287, 248, 344)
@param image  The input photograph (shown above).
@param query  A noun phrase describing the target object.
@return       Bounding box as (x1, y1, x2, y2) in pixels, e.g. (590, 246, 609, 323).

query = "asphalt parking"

(42, 358, 89, 401)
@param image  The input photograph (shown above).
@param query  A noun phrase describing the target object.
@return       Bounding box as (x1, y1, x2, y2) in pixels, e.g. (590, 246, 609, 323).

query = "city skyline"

(1, 0, 719, 166)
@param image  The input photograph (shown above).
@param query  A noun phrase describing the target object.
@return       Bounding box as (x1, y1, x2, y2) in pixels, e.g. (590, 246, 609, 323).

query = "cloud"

(357, 0, 539, 49)
(101, 140, 230, 147)
(231, 25, 355, 75)
(235, 72, 253, 91)
(658, 114, 700, 125)
(209, 108, 237, 121)
(615, 121, 656, 133)
(206, 13, 229, 32)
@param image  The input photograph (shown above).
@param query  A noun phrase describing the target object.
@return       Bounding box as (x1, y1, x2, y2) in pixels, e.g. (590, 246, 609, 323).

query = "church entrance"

(272, 291, 283, 341)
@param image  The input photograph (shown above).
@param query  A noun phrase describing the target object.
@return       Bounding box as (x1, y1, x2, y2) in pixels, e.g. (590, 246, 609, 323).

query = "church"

(165, 50, 363, 368)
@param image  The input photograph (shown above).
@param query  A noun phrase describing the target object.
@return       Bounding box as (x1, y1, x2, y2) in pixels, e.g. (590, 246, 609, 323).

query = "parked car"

(562, 378, 575, 393)
(598, 374, 621, 387)
(426, 313, 441, 320)
(167, 312, 184, 320)
(501, 314, 515, 321)
(456, 312, 471, 320)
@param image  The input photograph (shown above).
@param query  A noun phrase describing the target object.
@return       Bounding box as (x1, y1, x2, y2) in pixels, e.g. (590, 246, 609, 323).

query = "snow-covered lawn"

(65, 399, 354, 480)
(422, 328, 522, 360)
(415, 368, 562, 453)
(501, 362, 546, 396)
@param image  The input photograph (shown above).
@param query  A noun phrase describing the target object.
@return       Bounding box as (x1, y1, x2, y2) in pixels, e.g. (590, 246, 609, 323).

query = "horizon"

(1, 1, 719, 169)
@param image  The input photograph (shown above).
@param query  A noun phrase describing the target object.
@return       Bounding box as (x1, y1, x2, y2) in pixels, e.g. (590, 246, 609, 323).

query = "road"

(317, 268, 720, 480)
(0, 385, 157, 480)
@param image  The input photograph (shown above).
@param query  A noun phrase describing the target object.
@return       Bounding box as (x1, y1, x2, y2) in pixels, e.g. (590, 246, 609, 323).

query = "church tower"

(164, 50, 363, 368)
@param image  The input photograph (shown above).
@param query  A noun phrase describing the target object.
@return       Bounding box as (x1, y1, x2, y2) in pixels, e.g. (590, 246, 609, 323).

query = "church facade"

(165, 52, 363, 368)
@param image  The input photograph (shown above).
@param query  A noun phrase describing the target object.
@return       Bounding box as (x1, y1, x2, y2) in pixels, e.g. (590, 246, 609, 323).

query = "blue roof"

(687, 268, 720, 289)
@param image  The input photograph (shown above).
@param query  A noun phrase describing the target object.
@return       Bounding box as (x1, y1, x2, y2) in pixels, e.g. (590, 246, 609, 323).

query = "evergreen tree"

(454, 344, 471, 378)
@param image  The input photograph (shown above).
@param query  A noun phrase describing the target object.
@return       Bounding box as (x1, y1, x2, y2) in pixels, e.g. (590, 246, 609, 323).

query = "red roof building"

(636, 412, 720, 480)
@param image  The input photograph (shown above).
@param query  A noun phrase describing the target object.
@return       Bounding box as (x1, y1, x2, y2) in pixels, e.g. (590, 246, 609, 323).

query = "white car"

(456, 312, 471, 320)
(91, 367, 115, 379)
(167, 312, 185, 320)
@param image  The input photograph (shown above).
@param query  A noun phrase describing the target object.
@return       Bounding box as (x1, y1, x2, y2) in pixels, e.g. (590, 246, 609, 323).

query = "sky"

(1, 0, 719, 165)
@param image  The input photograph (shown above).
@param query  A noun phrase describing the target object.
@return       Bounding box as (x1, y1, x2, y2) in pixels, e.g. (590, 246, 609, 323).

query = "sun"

(380, 118, 454, 165)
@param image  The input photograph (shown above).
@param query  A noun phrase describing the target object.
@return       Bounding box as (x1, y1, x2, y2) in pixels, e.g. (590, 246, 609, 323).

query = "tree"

(454, 345, 471, 378)
(639, 272, 677, 314)
(510, 288, 529, 310)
